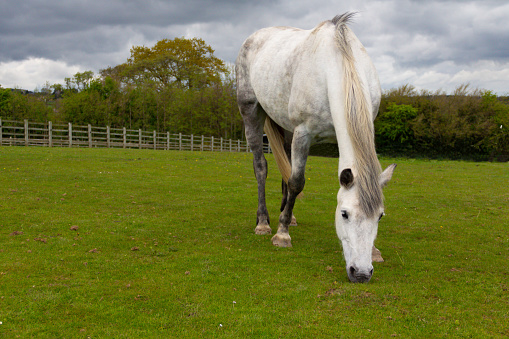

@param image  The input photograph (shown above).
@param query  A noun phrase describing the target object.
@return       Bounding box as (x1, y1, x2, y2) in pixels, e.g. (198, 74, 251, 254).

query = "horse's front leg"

(280, 180, 298, 226)
(272, 127, 311, 247)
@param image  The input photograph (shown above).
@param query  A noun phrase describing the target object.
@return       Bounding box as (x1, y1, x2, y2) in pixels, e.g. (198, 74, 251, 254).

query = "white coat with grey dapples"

(236, 13, 396, 283)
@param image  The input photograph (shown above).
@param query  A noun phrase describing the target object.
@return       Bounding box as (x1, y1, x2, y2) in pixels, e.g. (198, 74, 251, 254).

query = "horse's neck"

(337, 129, 357, 175)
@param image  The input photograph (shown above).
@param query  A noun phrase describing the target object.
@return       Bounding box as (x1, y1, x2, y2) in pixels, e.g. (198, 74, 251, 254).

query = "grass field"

(0, 146, 507, 338)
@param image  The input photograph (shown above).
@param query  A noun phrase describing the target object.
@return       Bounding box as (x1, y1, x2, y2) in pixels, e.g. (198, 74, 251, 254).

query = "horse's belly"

(250, 73, 296, 130)
(258, 100, 295, 131)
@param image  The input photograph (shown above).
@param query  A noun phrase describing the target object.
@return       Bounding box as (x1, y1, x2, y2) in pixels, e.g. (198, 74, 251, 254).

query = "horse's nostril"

(348, 266, 373, 283)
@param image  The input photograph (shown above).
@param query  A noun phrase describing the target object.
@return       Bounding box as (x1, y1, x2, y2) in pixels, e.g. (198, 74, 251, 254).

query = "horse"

(236, 12, 396, 283)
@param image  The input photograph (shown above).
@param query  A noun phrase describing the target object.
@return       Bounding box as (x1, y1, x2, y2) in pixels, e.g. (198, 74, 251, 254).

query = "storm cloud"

(1, 0, 508, 94)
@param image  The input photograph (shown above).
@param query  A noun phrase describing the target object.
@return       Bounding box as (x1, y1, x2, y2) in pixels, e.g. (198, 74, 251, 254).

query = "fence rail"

(0, 119, 272, 153)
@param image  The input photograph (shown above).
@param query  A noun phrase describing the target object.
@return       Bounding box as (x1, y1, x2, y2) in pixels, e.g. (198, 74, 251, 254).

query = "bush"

(375, 103, 418, 154)
(376, 85, 509, 161)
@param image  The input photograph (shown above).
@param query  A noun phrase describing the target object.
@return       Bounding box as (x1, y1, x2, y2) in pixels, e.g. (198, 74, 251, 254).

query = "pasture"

(0, 146, 507, 337)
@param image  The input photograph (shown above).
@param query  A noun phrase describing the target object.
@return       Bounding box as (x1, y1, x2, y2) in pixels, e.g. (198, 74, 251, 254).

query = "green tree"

(98, 38, 239, 137)
(0, 87, 13, 117)
(0, 87, 51, 122)
(102, 37, 229, 90)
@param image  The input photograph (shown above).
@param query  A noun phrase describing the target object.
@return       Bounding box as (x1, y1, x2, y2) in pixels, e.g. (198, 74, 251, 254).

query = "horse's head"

(336, 164, 396, 283)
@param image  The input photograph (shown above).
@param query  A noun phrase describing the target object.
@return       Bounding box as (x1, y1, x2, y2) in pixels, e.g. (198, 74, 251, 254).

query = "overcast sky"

(1, 0, 508, 94)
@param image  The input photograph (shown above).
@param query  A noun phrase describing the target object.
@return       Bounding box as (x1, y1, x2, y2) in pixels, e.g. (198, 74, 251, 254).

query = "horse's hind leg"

(239, 101, 271, 235)
(280, 131, 297, 226)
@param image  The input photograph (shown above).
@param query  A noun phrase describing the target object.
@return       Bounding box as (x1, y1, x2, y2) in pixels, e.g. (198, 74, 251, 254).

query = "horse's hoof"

(372, 246, 384, 262)
(271, 233, 292, 247)
(255, 224, 272, 235)
(290, 214, 297, 226)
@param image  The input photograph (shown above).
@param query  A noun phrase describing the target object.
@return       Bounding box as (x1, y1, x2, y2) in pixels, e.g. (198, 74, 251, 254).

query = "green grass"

(0, 146, 507, 338)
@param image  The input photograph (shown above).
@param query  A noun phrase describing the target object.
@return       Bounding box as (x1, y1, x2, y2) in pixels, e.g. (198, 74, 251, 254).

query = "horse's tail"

(333, 13, 383, 218)
(264, 117, 291, 184)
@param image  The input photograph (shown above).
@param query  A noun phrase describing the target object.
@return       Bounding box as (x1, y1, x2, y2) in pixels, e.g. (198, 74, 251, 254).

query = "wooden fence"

(0, 119, 272, 153)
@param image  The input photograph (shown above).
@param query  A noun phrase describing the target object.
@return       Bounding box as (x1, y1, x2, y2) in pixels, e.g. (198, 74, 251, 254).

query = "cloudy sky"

(1, 0, 508, 94)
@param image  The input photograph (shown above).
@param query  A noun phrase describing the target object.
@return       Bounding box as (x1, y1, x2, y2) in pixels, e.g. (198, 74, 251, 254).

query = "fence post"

(179, 133, 182, 151)
(68, 122, 72, 147)
(201, 135, 204, 151)
(220, 137, 223, 152)
(107, 126, 111, 148)
(24, 119, 29, 146)
(238, 139, 241, 152)
(123, 127, 127, 148)
(0, 118, 3, 146)
(138, 129, 142, 149)
(153, 130, 157, 150)
(167, 132, 170, 150)
(229, 139, 232, 152)
(48, 121, 53, 147)
(211, 136, 214, 151)
(87, 124, 92, 148)
(190, 134, 194, 151)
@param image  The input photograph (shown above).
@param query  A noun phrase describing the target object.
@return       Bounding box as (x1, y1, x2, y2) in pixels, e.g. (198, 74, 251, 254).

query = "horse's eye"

(378, 212, 385, 222)
(341, 210, 349, 220)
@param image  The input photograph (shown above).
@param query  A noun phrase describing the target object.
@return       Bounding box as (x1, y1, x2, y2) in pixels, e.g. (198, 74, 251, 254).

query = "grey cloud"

(1, 0, 509, 93)
(0, 0, 274, 62)
(356, 0, 509, 71)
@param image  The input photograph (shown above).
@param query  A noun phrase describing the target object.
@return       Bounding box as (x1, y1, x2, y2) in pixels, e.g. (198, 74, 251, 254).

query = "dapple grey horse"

(236, 13, 396, 282)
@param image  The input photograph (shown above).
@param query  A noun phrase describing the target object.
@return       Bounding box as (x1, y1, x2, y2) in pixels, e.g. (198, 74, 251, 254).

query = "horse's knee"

(288, 175, 305, 195)
(253, 156, 267, 179)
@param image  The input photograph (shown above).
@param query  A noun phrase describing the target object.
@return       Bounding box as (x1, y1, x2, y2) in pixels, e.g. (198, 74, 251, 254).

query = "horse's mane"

(333, 13, 383, 217)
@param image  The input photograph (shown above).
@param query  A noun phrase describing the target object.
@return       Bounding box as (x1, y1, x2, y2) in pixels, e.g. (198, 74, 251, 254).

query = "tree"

(0, 87, 12, 117)
(64, 71, 95, 91)
(102, 37, 229, 90)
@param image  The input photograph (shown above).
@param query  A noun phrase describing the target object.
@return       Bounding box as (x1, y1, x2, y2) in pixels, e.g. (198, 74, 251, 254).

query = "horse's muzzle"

(347, 265, 373, 283)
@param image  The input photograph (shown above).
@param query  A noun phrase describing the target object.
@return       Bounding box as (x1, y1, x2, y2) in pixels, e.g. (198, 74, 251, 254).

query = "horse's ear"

(379, 163, 397, 188)
(340, 168, 354, 189)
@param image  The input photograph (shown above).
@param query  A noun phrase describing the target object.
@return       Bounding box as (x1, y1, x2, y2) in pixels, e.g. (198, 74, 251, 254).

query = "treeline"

(1, 37, 508, 161)
(375, 84, 509, 161)
(0, 37, 243, 140)
(1, 82, 508, 161)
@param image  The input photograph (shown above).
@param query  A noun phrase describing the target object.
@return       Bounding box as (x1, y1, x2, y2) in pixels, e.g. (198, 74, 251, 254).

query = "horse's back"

(237, 22, 339, 131)
(236, 26, 311, 101)
(236, 17, 380, 135)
